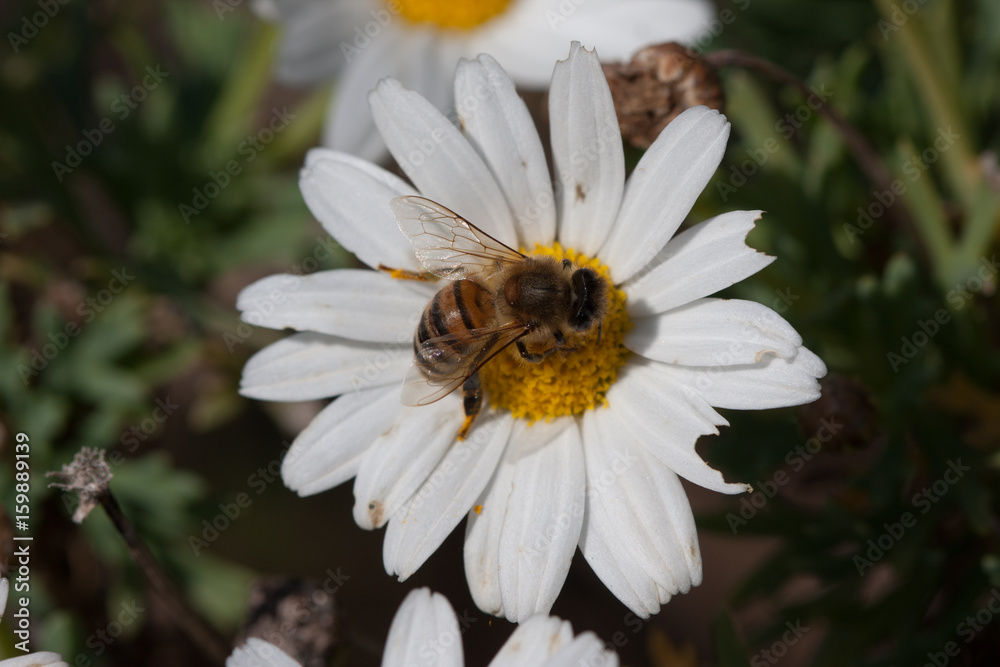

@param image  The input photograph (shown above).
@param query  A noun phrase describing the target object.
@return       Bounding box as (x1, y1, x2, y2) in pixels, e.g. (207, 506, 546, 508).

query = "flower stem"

(99, 490, 230, 664)
(894, 139, 955, 286)
(954, 182, 1000, 282)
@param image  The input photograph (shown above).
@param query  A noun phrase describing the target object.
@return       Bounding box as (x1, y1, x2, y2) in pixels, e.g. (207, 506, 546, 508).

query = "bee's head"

(568, 268, 607, 332)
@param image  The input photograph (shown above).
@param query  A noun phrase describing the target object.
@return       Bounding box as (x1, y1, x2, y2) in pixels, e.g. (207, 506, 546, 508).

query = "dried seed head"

(603, 42, 725, 149)
(47, 447, 113, 524)
(235, 577, 339, 667)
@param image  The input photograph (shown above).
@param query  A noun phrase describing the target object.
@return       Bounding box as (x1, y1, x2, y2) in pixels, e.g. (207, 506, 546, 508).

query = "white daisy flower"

(258, 0, 714, 160)
(238, 43, 826, 621)
(227, 588, 618, 666)
(0, 579, 69, 667)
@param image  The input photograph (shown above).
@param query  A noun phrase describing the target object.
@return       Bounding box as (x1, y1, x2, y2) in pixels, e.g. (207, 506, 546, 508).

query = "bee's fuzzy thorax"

(479, 243, 632, 422)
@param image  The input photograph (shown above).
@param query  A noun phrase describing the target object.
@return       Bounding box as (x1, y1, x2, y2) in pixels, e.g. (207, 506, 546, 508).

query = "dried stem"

(99, 490, 230, 664)
(706, 49, 925, 255)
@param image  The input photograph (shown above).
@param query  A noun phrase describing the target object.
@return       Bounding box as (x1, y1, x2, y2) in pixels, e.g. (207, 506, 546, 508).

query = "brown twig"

(98, 490, 231, 664)
(706, 49, 925, 255)
(48, 449, 230, 664)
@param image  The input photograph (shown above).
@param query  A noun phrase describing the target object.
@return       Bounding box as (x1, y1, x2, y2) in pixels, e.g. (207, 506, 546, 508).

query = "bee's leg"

(517, 339, 558, 363)
(552, 329, 580, 353)
(516, 339, 543, 363)
(376, 264, 435, 282)
(458, 372, 482, 441)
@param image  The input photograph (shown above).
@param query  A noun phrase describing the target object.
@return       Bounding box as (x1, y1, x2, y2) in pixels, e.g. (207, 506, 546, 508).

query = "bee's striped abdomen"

(415, 279, 494, 378)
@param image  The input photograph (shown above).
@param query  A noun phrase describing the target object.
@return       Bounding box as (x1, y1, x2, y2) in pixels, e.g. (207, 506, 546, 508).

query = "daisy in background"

(256, 0, 714, 159)
(238, 43, 826, 620)
(0, 578, 68, 667)
(228, 588, 618, 666)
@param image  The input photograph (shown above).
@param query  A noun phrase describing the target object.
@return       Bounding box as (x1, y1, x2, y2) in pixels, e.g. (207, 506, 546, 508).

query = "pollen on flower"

(394, 0, 513, 30)
(479, 243, 632, 423)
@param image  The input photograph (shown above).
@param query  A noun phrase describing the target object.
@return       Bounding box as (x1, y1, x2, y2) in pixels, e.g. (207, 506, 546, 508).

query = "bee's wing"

(400, 322, 531, 406)
(391, 195, 525, 280)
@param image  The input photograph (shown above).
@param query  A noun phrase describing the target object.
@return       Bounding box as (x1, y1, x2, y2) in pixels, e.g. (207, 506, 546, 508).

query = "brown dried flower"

(603, 42, 725, 149)
(47, 447, 112, 524)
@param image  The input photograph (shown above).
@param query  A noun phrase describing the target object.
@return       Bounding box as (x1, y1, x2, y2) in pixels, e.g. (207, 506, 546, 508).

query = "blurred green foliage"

(0, 0, 998, 665)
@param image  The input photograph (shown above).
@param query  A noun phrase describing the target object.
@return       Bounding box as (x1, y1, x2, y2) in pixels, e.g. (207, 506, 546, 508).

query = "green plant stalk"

(706, 49, 925, 252)
(112, 23, 159, 86)
(895, 139, 954, 288)
(249, 87, 329, 169)
(954, 182, 1000, 280)
(921, 0, 963, 106)
(201, 25, 278, 164)
(875, 0, 977, 207)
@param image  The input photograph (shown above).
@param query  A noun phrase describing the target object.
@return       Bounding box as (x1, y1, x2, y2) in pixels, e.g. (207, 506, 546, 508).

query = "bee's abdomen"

(415, 280, 494, 377)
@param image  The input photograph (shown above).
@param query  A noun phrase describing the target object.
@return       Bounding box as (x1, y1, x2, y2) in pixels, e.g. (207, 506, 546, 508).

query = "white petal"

(469, 15, 568, 89)
(497, 419, 585, 622)
(543, 0, 715, 64)
(299, 149, 418, 270)
(382, 589, 464, 667)
(578, 419, 665, 617)
(488, 616, 574, 667)
(322, 91, 389, 166)
(582, 409, 704, 605)
(0, 577, 7, 618)
(384, 411, 513, 580)
(321, 21, 413, 161)
(370, 78, 518, 244)
(240, 333, 411, 401)
(602, 106, 730, 282)
(608, 361, 749, 494)
(472, 0, 713, 88)
(352, 397, 463, 530)
(281, 386, 400, 497)
(237, 270, 430, 343)
(227, 638, 301, 667)
(627, 298, 803, 367)
(578, 509, 661, 618)
(547, 634, 620, 667)
(271, 0, 369, 85)
(660, 346, 827, 410)
(0, 656, 70, 667)
(581, 411, 697, 600)
(625, 210, 774, 316)
(250, 0, 279, 21)
(464, 442, 516, 617)
(548, 42, 624, 256)
(454, 54, 556, 249)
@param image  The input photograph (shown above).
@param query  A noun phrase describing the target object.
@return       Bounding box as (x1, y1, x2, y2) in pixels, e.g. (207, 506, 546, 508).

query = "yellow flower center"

(393, 0, 514, 30)
(479, 244, 632, 422)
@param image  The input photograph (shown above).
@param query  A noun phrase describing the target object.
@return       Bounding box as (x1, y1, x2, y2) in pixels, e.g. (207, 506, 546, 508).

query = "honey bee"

(389, 195, 608, 439)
